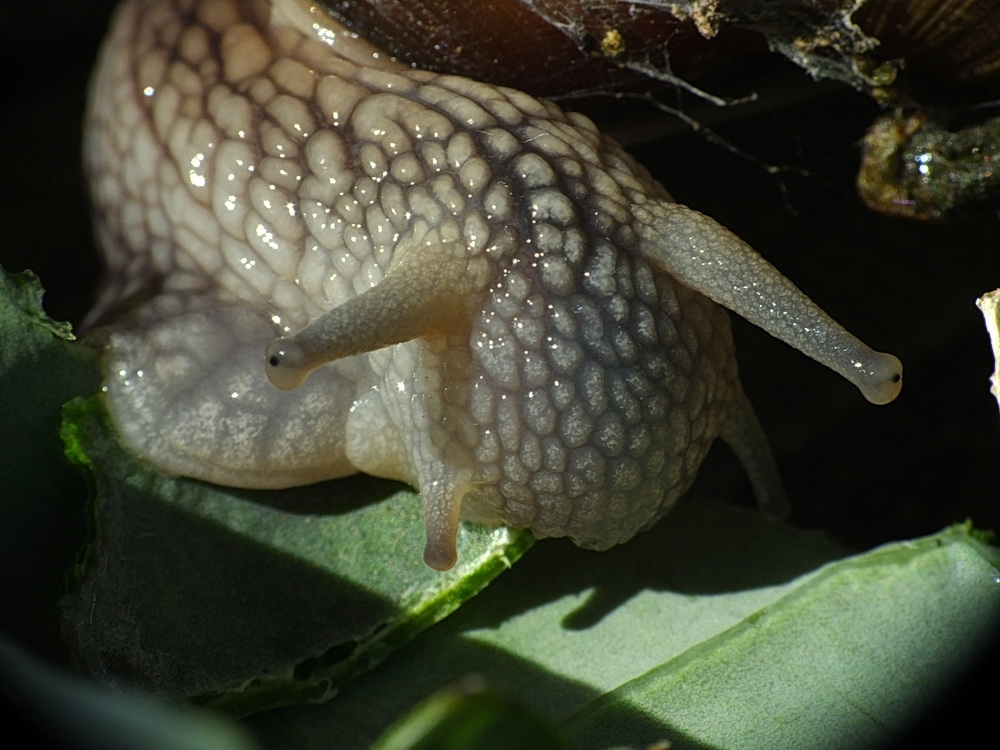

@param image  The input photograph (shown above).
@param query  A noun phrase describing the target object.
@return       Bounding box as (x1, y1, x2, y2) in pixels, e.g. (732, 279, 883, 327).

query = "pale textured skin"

(85, 0, 901, 569)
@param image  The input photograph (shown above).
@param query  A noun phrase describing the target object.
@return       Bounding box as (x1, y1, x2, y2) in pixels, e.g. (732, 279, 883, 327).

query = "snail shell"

(85, 0, 901, 569)
(853, 0, 1000, 106)
(318, 0, 1000, 107)
(313, 0, 756, 99)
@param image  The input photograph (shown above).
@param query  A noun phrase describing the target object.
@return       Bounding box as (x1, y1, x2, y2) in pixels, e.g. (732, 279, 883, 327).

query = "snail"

(84, 0, 902, 570)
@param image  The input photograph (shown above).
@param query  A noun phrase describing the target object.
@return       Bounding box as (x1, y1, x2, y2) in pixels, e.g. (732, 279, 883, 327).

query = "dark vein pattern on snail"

(85, 0, 902, 569)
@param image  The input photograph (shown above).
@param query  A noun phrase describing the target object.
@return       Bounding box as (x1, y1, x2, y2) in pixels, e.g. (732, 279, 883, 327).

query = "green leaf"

(246, 516, 998, 750)
(0, 636, 258, 750)
(371, 678, 567, 750)
(0, 268, 99, 650)
(563, 523, 1000, 749)
(246, 499, 851, 747)
(59, 395, 533, 716)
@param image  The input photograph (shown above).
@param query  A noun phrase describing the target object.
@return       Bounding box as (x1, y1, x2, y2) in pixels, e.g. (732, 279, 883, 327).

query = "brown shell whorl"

(314, 0, 766, 99)
(314, 0, 1000, 109)
(853, 0, 1000, 106)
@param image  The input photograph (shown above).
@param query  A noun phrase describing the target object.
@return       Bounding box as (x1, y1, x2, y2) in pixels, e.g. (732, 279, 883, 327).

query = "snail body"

(85, 0, 901, 569)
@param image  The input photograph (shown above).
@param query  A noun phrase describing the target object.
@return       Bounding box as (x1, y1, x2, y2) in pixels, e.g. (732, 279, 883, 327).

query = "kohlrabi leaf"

(562, 522, 1000, 750)
(0, 268, 99, 650)
(0, 635, 259, 750)
(370, 678, 567, 750)
(59, 394, 533, 716)
(246, 517, 998, 750)
(245, 498, 851, 746)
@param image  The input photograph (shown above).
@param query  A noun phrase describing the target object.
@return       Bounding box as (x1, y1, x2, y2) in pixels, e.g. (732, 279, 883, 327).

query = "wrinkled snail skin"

(85, 0, 902, 570)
